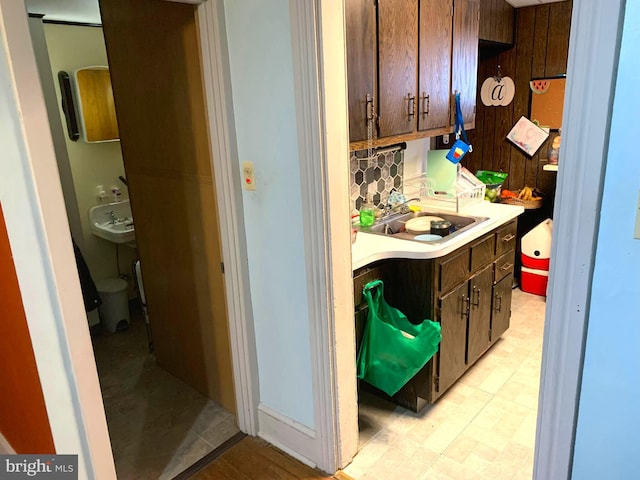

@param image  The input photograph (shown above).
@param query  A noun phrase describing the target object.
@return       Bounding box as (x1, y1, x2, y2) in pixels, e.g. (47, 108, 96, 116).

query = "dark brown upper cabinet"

(451, 0, 480, 127)
(346, 0, 376, 142)
(478, 0, 515, 45)
(345, 0, 480, 149)
(418, 0, 453, 132)
(377, 0, 419, 138)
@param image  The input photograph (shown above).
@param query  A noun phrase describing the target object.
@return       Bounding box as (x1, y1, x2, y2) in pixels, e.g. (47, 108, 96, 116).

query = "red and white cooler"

(521, 219, 553, 296)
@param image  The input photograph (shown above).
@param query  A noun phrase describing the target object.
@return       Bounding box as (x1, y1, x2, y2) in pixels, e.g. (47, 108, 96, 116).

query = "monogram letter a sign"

(480, 76, 515, 107)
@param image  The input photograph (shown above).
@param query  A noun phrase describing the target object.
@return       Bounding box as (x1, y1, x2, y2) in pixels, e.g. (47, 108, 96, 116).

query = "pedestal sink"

(88, 199, 135, 245)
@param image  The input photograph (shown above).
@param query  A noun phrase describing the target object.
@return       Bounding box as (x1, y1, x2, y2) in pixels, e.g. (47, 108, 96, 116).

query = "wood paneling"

(0, 205, 55, 454)
(99, 0, 235, 412)
(465, 1, 572, 206)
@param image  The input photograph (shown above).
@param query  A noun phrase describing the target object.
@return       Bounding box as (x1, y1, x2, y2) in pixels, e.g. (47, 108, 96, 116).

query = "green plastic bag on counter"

(356, 279, 442, 397)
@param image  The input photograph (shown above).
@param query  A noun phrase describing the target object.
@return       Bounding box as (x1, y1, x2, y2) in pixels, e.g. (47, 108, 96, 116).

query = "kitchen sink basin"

(358, 210, 489, 244)
(88, 199, 135, 245)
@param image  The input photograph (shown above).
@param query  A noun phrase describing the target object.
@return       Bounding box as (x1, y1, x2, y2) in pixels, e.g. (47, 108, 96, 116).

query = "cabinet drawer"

(494, 250, 515, 284)
(438, 247, 470, 294)
(495, 220, 517, 256)
(470, 234, 496, 273)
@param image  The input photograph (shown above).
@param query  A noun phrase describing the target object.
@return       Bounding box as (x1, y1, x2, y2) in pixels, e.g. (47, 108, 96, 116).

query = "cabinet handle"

(461, 294, 469, 319)
(408, 93, 415, 117)
(501, 233, 516, 243)
(500, 262, 513, 271)
(495, 294, 503, 312)
(472, 287, 480, 307)
(366, 93, 374, 122)
(421, 92, 430, 117)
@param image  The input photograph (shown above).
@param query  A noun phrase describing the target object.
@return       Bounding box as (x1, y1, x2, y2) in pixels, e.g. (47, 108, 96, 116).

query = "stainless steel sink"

(358, 210, 489, 244)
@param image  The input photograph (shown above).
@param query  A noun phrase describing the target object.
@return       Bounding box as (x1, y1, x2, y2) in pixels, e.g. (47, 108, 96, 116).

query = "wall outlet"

(242, 161, 256, 191)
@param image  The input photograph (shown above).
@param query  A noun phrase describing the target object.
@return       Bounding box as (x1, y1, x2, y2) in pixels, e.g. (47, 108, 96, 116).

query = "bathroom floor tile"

(92, 310, 239, 479)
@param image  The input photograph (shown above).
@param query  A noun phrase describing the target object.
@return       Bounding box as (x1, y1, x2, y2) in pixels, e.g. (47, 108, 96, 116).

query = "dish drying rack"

(403, 167, 486, 213)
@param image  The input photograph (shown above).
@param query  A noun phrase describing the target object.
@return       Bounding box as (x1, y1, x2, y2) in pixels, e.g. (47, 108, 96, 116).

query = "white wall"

(223, 0, 314, 428)
(42, 23, 137, 288)
(571, 4, 640, 478)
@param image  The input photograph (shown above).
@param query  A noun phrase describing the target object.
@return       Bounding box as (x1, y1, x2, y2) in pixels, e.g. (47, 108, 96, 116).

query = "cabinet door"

(451, 0, 479, 126)
(479, 0, 514, 45)
(418, 0, 452, 131)
(437, 281, 468, 395)
(491, 272, 513, 342)
(466, 264, 493, 364)
(346, 0, 376, 142)
(378, 0, 418, 137)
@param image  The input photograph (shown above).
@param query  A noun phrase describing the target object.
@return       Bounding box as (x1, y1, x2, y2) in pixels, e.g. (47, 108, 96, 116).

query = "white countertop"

(352, 202, 525, 271)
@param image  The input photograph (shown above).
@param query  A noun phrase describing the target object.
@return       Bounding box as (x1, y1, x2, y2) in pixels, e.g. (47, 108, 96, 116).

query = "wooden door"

(346, 0, 376, 142)
(99, 0, 235, 412)
(418, 0, 452, 131)
(466, 264, 493, 364)
(437, 280, 468, 395)
(377, 0, 418, 137)
(491, 273, 513, 342)
(451, 0, 479, 126)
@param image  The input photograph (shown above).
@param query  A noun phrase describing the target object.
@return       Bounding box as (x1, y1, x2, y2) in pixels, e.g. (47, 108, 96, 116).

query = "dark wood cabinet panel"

(495, 220, 517, 256)
(452, 0, 480, 126)
(479, 0, 514, 45)
(418, 0, 453, 131)
(438, 247, 470, 294)
(437, 281, 469, 395)
(494, 249, 515, 284)
(467, 264, 493, 364)
(491, 272, 513, 342)
(346, 0, 376, 142)
(378, 0, 419, 137)
(470, 233, 495, 272)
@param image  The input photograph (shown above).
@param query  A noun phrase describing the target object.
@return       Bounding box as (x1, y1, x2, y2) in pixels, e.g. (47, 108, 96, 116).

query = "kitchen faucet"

(383, 197, 421, 217)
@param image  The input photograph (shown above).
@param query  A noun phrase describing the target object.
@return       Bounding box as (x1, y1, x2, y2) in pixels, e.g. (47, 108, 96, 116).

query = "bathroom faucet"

(109, 211, 117, 224)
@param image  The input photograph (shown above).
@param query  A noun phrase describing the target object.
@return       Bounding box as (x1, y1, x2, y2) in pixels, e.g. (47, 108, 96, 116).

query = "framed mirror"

(74, 66, 120, 143)
(529, 75, 566, 130)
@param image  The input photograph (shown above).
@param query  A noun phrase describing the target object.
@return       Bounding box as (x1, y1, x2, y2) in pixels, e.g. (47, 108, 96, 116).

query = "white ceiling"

(25, 0, 566, 25)
(25, 0, 102, 25)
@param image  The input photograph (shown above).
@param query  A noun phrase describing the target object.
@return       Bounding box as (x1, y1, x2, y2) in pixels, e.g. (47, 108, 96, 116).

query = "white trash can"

(96, 278, 130, 333)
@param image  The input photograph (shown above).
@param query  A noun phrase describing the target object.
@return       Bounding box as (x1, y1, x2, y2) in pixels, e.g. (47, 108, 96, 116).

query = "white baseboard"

(257, 404, 318, 468)
(0, 433, 15, 454)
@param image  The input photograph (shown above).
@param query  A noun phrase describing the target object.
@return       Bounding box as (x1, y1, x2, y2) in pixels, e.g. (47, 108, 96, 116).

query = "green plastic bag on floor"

(356, 279, 442, 397)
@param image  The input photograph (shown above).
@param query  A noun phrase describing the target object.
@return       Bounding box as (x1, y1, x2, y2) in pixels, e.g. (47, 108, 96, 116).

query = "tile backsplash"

(350, 149, 404, 210)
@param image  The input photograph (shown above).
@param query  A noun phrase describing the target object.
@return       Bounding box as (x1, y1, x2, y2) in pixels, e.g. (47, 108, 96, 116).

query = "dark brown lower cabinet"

(491, 272, 513, 342)
(437, 281, 469, 395)
(353, 219, 519, 412)
(466, 264, 494, 365)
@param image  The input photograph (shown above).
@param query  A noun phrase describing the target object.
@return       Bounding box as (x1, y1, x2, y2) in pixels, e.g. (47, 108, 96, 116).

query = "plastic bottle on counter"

(359, 195, 376, 228)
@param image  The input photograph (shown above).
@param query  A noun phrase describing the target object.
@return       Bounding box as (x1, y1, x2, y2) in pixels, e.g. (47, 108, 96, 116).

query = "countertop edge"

(352, 203, 525, 271)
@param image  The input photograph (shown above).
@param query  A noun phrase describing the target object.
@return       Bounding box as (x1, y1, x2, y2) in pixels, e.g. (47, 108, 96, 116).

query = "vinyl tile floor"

(343, 288, 545, 480)
(91, 308, 239, 479)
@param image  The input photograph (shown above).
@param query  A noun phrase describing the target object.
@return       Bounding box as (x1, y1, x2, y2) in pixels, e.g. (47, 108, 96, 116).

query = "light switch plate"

(242, 161, 256, 191)
(634, 190, 640, 239)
